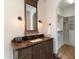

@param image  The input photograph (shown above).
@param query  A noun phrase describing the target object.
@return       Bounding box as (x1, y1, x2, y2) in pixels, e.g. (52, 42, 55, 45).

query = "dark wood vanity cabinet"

(13, 38, 53, 59)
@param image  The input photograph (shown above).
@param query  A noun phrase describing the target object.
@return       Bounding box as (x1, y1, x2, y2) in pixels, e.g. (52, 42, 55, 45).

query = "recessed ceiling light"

(67, 0, 74, 4)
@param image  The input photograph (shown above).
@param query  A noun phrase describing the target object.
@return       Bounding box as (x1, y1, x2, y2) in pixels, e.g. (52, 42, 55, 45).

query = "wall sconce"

(17, 16, 22, 21)
(49, 23, 51, 26)
(39, 20, 42, 23)
(16, 16, 24, 30)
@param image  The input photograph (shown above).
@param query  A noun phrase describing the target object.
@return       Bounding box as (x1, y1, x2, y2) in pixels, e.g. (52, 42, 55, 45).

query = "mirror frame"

(24, 0, 38, 35)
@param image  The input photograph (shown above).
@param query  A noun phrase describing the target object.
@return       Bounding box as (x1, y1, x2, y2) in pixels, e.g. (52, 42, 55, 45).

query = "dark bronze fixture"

(17, 16, 22, 21)
(39, 20, 42, 23)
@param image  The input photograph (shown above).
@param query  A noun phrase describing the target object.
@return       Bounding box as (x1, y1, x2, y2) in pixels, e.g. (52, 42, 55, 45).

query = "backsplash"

(11, 34, 44, 43)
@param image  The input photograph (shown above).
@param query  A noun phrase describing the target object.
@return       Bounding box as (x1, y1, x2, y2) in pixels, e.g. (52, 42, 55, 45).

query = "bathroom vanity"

(11, 0, 53, 59)
(11, 34, 53, 59)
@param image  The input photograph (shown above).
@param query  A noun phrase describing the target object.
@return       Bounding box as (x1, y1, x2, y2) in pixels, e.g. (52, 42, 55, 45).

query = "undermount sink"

(30, 39, 43, 43)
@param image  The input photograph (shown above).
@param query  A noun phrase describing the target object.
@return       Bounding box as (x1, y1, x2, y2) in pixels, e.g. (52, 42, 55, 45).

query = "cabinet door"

(32, 44, 40, 59)
(33, 43, 47, 59)
(33, 39, 53, 59)
(18, 47, 32, 59)
(47, 40, 53, 59)
(41, 40, 53, 59)
(33, 40, 53, 59)
(40, 42, 48, 59)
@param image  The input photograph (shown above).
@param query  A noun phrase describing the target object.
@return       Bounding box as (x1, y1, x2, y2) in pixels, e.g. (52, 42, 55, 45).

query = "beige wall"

(4, 0, 25, 59)
(38, 0, 47, 34)
(4, 1, 66, 59)
(38, 0, 61, 53)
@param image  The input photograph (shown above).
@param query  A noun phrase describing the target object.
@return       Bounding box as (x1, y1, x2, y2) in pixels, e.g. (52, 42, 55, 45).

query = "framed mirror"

(24, 0, 38, 34)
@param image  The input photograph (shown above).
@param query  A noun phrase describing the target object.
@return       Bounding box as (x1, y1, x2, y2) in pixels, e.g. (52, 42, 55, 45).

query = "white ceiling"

(58, 0, 75, 10)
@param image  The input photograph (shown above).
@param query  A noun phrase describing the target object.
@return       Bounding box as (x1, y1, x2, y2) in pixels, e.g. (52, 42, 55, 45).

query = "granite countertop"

(11, 37, 53, 50)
